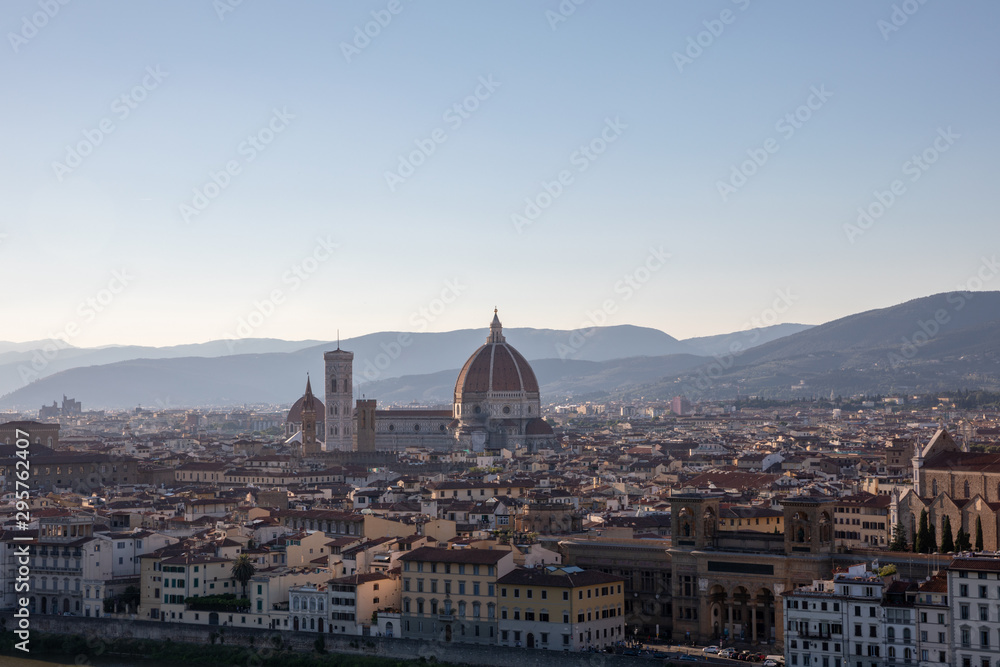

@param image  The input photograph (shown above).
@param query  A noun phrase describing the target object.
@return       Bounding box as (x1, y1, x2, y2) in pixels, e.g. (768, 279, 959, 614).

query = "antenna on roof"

(337, 330, 340, 350)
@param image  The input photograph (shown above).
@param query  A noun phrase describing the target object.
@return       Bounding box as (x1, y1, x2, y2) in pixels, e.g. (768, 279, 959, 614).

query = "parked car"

(720, 648, 738, 659)
(704, 646, 721, 654)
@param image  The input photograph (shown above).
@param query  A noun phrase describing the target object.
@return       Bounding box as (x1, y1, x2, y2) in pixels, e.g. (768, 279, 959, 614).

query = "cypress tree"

(916, 510, 931, 553)
(940, 516, 954, 552)
(956, 527, 971, 552)
(976, 516, 984, 551)
(890, 521, 908, 551)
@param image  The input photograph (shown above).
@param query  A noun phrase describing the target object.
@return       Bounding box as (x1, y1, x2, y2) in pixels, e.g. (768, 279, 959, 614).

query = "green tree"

(940, 516, 954, 552)
(916, 510, 932, 553)
(231, 554, 256, 599)
(929, 521, 937, 553)
(956, 527, 972, 552)
(890, 522, 908, 551)
(976, 516, 984, 551)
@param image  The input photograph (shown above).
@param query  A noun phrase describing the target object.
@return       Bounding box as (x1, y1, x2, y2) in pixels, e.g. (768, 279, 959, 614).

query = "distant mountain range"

(0, 322, 807, 410)
(2, 291, 998, 410)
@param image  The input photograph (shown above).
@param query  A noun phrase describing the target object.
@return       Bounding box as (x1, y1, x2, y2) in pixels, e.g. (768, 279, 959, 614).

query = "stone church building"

(285, 310, 555, 454)
(896, 428, 1000, 551)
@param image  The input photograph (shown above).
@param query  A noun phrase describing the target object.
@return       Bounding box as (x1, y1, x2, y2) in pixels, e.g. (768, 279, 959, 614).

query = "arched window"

(888, 627, 895, 641)
(888, 647, 896, 658)
(472, 601, 481, 618)
(903, 628, 911, 642)
(964, 480, 971, 498)
(293, 597, 300, 611)
(932, 480, 938, 496)
(309, 598, 316, 611)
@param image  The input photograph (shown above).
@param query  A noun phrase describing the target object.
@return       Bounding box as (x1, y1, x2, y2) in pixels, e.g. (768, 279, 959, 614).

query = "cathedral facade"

(895, 428, 1000, 551)
(285, 310, 554, 454)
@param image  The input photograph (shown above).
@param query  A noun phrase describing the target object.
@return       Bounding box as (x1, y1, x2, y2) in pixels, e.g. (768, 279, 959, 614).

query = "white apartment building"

(947, 557, 1000, 667)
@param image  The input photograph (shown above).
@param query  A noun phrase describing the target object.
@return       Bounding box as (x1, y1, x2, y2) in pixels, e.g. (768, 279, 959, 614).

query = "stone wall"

(1, 613, 640, 667)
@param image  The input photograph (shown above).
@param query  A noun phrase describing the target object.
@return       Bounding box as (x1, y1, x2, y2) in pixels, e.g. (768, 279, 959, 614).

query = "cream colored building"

(496, 565, 624, 651)
(398, 546, 516, 644)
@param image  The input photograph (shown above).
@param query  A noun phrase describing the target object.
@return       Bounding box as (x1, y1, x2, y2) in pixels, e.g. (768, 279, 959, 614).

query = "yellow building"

(138, 552, 235, 623)
(496, 565, 624, 651)
(718, 505, 784, 534)
(398, 546, 516, 644)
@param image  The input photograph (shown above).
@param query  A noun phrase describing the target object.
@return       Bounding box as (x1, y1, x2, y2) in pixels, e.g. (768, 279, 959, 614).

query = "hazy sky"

(2, 1, 998, 347)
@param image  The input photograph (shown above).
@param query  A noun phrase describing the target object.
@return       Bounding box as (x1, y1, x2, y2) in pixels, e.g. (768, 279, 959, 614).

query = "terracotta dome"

(525, 417, 553, 436)
(287, 379, 324, 424)
(454, 311, 539, 396)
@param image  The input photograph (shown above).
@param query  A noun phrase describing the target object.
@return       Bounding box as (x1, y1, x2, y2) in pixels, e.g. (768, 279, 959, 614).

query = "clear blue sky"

(2, 1, 998, 347)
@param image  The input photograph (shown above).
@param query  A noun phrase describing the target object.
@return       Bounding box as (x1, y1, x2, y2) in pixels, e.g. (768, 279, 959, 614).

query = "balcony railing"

(33, 565, 83, 575)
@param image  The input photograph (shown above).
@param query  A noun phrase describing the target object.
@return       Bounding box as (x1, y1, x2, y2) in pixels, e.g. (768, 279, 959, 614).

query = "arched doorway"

(527, 632, 535, 648)
(445, 624, 452, 642)
(318, 619, 324, 633)
(708, 584, 727, 640)
(385, 622, 394, 638)
(293, 616, 299, 631)
(41, 597, 47, 614)
(731, 586, 750, 641)
(63, 599, 70, 614)
(209, 612, 219, 625)
(755, 588, 776, 642)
